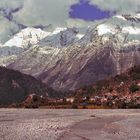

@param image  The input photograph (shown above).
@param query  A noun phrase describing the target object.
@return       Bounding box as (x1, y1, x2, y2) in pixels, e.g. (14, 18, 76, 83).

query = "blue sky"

(69, 0, 115, 21)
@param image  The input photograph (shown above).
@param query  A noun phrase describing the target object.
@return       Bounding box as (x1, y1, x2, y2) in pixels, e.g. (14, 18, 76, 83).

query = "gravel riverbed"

(0, 109, 139, 140)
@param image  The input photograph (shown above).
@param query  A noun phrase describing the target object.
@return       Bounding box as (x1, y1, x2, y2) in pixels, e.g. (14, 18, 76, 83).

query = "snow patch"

(51, 27, 67, 35)
(122, 26, 140, 35)
(114, 15, 127, 21)
(76, 34, 84, 39)
(97, 24, 115, 35)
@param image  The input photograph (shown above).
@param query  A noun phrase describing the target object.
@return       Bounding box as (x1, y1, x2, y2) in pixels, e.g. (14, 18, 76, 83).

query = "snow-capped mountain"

(8, 34, 140, 91)
(114, 13, 140, 23)
(2, 13, 140, 91)
(96, 22, 140, 36)
(0, 27, 85, 66)
(4, 27, 50, 48)
(0, 27, 52, 66)
(38, 27, 84, 47)
(122, 13, 140, 22)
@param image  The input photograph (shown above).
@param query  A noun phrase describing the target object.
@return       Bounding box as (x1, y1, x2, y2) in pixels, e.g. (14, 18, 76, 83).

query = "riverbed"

(0, 109, 139, 140)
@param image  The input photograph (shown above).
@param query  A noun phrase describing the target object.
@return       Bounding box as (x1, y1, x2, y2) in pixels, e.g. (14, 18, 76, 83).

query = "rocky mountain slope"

(0, 13, 139, 91)
(0, 27, 50, 66)
(38, 27, 84, 47)
(71, 65, 140, 108)
(0, 67, 57, 105)
(74, 65, 140, 96)
(8, 31, 140, 91)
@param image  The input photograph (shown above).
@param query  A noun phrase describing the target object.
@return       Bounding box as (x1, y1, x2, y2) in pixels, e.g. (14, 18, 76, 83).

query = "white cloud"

(0, 0, 140, 43)
(0, 0, 22, 9)
(90, 0, 140, 14)
(0, 15, 19, 43)
(0, 0, 78, 42)
(66, 18, 103, 28)
(14, 0, 79, 27)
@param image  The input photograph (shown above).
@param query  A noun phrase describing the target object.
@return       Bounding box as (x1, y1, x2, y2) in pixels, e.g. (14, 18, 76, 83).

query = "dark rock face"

(122, 14, 140, 22)
(0, 67, 55, 105)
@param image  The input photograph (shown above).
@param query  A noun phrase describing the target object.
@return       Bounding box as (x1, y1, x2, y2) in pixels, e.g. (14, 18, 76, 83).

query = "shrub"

(132, 73, 140, 80)
(33, 95, 40, 102)
(130, 84, 139, 93)
(72, 104, 78, 109)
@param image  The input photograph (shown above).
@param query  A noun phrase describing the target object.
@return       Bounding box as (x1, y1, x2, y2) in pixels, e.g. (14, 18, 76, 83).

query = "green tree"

(130, 84, 139, 93)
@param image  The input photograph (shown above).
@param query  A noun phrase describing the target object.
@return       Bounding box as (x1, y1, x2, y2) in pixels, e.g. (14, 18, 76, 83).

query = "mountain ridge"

(0, 67, 58, 105)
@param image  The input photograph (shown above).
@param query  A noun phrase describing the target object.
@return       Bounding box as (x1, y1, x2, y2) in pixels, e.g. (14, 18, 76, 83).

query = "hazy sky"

(0, 0, 140, 43)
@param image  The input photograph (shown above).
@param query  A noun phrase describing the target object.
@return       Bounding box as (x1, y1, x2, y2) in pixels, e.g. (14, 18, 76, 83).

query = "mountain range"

(0, 13, 140, 92)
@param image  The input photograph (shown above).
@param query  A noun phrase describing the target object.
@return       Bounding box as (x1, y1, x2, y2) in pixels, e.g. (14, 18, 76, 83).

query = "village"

(18, 90, 140, 109)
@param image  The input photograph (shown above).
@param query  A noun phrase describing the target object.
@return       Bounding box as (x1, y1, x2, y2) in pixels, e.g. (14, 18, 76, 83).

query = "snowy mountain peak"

(52, 27, 67, 35)
(122, 13, 140, 22)
(97, 24, 140, 36)
(114, 13, 140, 22)
(114, 15, 127, 21)
(97, 24, 115, 36)
(3, 27, 50, 48)
(38, 27, 82, 47)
